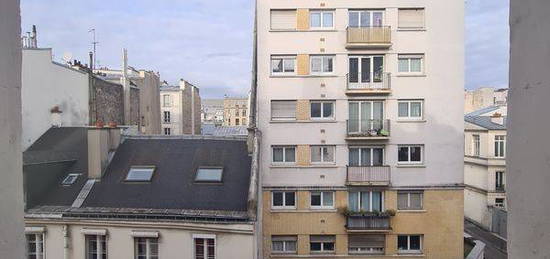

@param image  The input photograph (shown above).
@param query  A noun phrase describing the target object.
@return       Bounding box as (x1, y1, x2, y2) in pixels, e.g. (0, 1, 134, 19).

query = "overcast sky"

(21, 0, 509, 98)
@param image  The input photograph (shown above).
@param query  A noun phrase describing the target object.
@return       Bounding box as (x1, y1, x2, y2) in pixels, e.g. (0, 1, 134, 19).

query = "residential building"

(464, 105, 507, 236)
(0, 1, 25, 257)
(223, 97, 248, 126)
(160, 80, 201, 135)
(256, 1, 464, 258)
(23, 127, 258, 259)
(509, 0, 550, 257)
(202, 99, 225, 125)
(464, 87, 508, 114)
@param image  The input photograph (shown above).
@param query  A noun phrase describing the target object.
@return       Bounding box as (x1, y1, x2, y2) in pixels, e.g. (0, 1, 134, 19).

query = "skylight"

(195, 167, 223, 182)
(62, 173, 80, 185)
(125, 166, 156, 182)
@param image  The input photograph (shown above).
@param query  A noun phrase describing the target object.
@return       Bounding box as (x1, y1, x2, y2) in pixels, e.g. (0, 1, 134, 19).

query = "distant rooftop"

(465, 106, 507, 130)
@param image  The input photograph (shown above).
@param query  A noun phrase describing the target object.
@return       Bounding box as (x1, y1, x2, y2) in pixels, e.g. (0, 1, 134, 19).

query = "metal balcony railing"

(347, 166, 391, 186)
(346, 119, 390, 138)
(346, 215, 391, 231)
(346, 73, 391, 92)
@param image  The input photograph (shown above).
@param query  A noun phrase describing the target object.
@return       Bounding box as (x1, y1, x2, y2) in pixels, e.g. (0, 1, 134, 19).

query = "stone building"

(464, 87, 508, 114)
(160, 80, 201, 135)
(201, 99, 224, 125)
(223, 97, 248, 126)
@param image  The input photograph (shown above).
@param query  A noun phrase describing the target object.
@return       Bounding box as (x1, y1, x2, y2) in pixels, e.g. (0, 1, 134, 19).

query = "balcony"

(346, 166, 391, 186)
(346, 215, 391, 232)
(346, 119, 390, 141)
(346, 26, 392, 49)
(346, 73, 391, 95)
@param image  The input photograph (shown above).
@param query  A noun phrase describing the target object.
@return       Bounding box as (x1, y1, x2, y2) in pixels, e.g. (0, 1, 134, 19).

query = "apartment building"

(256, 0, 464, 258)
(202, 99, 225, 125)
(160, 80, 201, 135)
(464, 106, 507, 236)
(464, 87, 508, 114)
(223, 97, 249, 126)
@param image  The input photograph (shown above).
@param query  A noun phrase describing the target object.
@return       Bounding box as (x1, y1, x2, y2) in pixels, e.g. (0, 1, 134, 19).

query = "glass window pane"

(361, 58, 370, 83)
(273, 148, 284, 162)
(323, 147, 334, 162)
(286, 241, 297, 251)
(272, 59, 283, 73)
(349, 148, 360, 166)
(311, 57, 322, 73)
(323, 12, 333, 27)
(324, 57, 333, 72)
(323, 192, 333, 206)
(349, 192, 359, 211)
(398, 147, 409, 162)
(372, 148, 384, 166)
(349, 58, 359, 83)
(398, 59, 409, 72)
(283, 59, 295, 72)
(311, 192, 321, 206)
(272, 241, 284, 251)
(310, 242, 322, 251)
(349, 12, 359, 27)
(322, 103, 333, 118)
(410, 58, 422, 72)
(324, 242, 335, 251)
(196, 168, 223, 182)
(411, 147, 422, 162)
(411, 102, 422, 117)
(285, 147, 296, 162)
(361, 192, 370, 211)
(398, 193, 409, 209)
(311, 146, 322, 162)
(373, 12, 384, 26)
(398, 102, 409, 117)
(311, 13, 321, 27)
(273, 192, 283, 206)
(361, 11, 370, 27)
(410, 236, 421, 250)
(285, 192, 295, 206)
(373, 57, 384, 82)
(372, 192, 382, 211)
(126, 167, 155, 182)
(397, 236, 408, 250)
(311, 103, 322, 118)
(410, 193, 422, 209)
(362, 148, 371, 166)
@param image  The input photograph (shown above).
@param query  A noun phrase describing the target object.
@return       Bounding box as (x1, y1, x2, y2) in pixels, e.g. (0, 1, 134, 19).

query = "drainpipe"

(63, 225, 70, 259)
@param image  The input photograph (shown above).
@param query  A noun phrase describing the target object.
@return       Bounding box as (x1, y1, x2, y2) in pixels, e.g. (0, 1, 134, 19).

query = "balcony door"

(349, 56, 384, 88)
(349, 10, 384, 28)
(349, 101, 384, 133)
(349, 147, 384, 166)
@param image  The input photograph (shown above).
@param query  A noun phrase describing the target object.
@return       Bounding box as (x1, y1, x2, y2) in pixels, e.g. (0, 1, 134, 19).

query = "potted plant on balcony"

(338, 207, 396, 217)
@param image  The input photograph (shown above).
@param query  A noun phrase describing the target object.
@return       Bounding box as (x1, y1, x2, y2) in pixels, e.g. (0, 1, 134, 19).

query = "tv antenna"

(88, 28, 99, 70)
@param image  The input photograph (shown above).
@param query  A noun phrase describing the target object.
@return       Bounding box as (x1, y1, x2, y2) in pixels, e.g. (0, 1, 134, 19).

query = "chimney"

(121, 48, 131, 125)
(491, 113, 504, 125)
(87, 126, 121, 179)
(32, 25, 37, 48)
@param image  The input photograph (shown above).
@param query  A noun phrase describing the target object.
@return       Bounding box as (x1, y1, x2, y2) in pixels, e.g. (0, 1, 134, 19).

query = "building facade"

(224, 97, 248, 126)
(464, 87, 508, 114)
(256, 0, 465, 258)
(160, 80, 201, 135)
(202, 99, 225, 125)
(464, 106, 507, 234)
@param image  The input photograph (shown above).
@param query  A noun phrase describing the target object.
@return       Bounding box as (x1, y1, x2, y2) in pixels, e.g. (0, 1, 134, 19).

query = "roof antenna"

(88, 28, 99, 70)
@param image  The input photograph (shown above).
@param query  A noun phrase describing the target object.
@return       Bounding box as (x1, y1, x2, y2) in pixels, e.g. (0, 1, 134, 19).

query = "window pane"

(349, 148, 360, 166)
(196, 168, 223, 182)
(323, 146, 334, 162)
(272, 59, 283, 73)
(272, 241, 284, 251)
(373, 12, 383, 27)
(361, 57, 370, 83)
(283, 59, 295, 72)
(372, 148, 384, 166)
(398, 59, 409, 72)
(398, 147, 409, 162)
(411, 102, 422, 117)
(311, 103, 322, 118)
(373, 57, 384, 82)
(273, 192, 283, 206)
(311, 57, 322, 73)
(311, 146, 322, 162)
(361, 192, 370, 211)
(311, 13, 321, 27)
(273, 148, 284, 162)
(323, 12, 334, 27)
(324, 57, 333, 72)
(398, 103, 409, 117)
(322, 103, 333, 118)
(311, 192, 321, 206)
(126, 167, 155, 182)
(410, 236, 421, 250)
(397, 236, 408, 250)
(285, 192, 295, 206)
(285, 147, 296, 162)
(410, 193, 422, 209)
(349, 12, 359, 27)
(323, 192, 334, 206)
(361, 11, 370, 27)
(410, 147, 422, 162)
(286, 241, 297, 252)
(398, 193, 409, 209)
(310, 242, 322, 251)
(349, 58, 359, 83)
(372, 192, 382, 211)
(324, 242, 335, 251)
(349, 192, 359, 211)
(410, 58, 422, 72)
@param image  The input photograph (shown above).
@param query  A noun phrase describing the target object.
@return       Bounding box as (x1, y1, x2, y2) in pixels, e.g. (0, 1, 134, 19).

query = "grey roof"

(202, 125, 248, 136)
(465, 116, 507, 130)
(466, 106, 500, 117)
(160, 85, 180, 91)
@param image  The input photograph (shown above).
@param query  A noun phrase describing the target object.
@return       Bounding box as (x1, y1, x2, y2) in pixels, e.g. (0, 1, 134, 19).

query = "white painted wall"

(464, 189, 491, 228)
(0, 0, 25, 257)
(21, 48, 89, 150)
(161, 90, 183, 135)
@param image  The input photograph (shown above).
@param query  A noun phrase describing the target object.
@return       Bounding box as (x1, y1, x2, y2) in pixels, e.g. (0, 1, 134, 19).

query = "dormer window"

(195, 167, 223, 183)
(62, 173, 80, 185)
(125, 166, 156, 182)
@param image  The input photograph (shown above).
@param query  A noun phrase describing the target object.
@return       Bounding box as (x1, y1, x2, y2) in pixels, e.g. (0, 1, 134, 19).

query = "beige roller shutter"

(398, 8, 425, 29)
(271, 100, 297, 120)
(271, 10, 297, 30)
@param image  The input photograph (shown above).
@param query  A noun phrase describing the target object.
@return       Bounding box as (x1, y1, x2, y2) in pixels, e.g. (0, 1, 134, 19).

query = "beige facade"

(257, 0, 465, 258)
(223, 97, 248, 126)
(160, 80, 201, 135)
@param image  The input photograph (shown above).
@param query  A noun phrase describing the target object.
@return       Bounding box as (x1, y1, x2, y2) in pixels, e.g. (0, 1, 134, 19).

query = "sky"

(21, 0, 509, 98)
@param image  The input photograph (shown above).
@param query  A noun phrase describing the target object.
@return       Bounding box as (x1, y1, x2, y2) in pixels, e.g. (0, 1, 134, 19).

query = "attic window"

(62, 174, 80, 185)
(125, 166, 156, 182)
(195, 167, 223, 182)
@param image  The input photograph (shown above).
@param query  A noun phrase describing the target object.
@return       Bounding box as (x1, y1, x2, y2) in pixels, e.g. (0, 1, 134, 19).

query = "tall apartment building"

(160, 80, 201, 135)
(223, 97, 249, 126)
(256, 1, 464, 258)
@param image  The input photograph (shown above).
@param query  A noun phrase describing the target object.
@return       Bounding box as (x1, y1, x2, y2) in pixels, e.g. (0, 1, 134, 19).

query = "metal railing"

(347, 26, 392, 45)
(346, 215, 391, 230)
(346, 73, 391, 91)
(347, 166, 390, 185)
(346, 119, 390, 137)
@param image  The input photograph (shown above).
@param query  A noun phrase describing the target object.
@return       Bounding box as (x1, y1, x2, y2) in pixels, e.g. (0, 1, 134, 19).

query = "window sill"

(396, 164, 426, 168)
(271, 207, 297, 211)
(310, 208, 337, 212)
(397, 28, 427, 32)
(397, 251, 424, 256)
(396, 119, 427, 123)
(270, 209, 337, 213)
(270, 120, 337, 124)
(396, 74, 427, 78)
(398, 209, 427, 213)
(270, 165, 338, 169)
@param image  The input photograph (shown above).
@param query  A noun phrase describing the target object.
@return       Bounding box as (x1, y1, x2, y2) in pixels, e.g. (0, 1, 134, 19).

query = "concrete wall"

(0, 0, 25, 257)
(160, 90, 183, 135)
(134, 71, 161, 135)
(130, 87, 140, 126)
(509, 0, 550, 257)
(22, 49, 89, 150)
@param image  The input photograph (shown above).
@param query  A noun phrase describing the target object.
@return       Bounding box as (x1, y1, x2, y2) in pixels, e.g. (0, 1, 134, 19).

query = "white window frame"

(26, 233, 45, 259)
(495, 198, 505, 208)
(310, 55, 335, 75)
(134, 237, 159, 259)
(398, 55, 424, 74)
(193, 234, 216, 259)
(472, 135, 480, 157)
(348, 146, 385, 166)
(495, 171, 505, 190)
(348, 10, 385, 28)
(310, 101, 335, 120)
(310, 191, 335, 209)
(272, 146, 296, 164)
(62, 173, 80, 185)
(272, 191, 296, 209)
(271, 56, 296, 75)
(85, 234, 107, 259)
(310, 10, 335, 29)
(271, 236, 297, 254)
(397, 191, 424, 210)
(311, 145, 336, 164)
(397, 145, 424, 164)
(349, 191, 385, 212)
(310, 236, 336, 253)
(162, 94, 171, 107)
(398, 100, 424, 120)
(163, 111, 171, 123)
(397, 235, 423, 254)
(494, 135, 506, 158)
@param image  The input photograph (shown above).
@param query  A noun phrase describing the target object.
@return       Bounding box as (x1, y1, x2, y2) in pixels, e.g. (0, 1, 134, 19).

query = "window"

(272, 191, 296, 208)
(348, 235, 385, 254)
(163, 128, 171, 135)
(496, 171, 505, 191)
(495, 198, 505, 208)
(398, 55, 424, 73)
(162, 95, 171, 107)
(310, 235, 335, 253)
(163, 111, 171, 123)
(235, 118, 240, 125)
(26, 233, 44, 259)
(194, 237, 215, 259)
(125, 166, 155, 182)
(271, 236, 297, 254)
(242, 118, 247, 125)
(271, 56, 296, 75)
(85, 235, 107, 259)
(271, 100, 297, 120)
(348, 191, 384, 212)
(398, 8, 425, 29)
(398, 145, 423, 164)
(310, 10, 334, 29)
(348, 101, 385, 133)
(310, 191, 334, 209)
(196, 167, 223, 182)
(398, 235, 422, 253)
(398, 191, 423, 210)
(472, 135, 481, 157)
(310, 101, 334, 120)
(348, 56, 385, 86)
(349, 147, 384, 166)
(311, 145, 335, 163)
(243, 109, 247, 116)
(398, 100, 423, 120)
(494, 135, 506, 158)
(135, 237, 158, 259)
(311, 55, 334, 74)
(62, 173, 80, 185)
(271, 10, 297, 30)
(349, 10, 384, 27)
(235, 109, 239, 117)
(272, 146, 296, 163)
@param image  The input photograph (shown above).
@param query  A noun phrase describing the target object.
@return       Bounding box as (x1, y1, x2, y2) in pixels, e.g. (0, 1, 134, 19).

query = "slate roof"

(202, 125, 248, 136)
(465, 106, 500, 117)
(465, 106, 507, 130)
